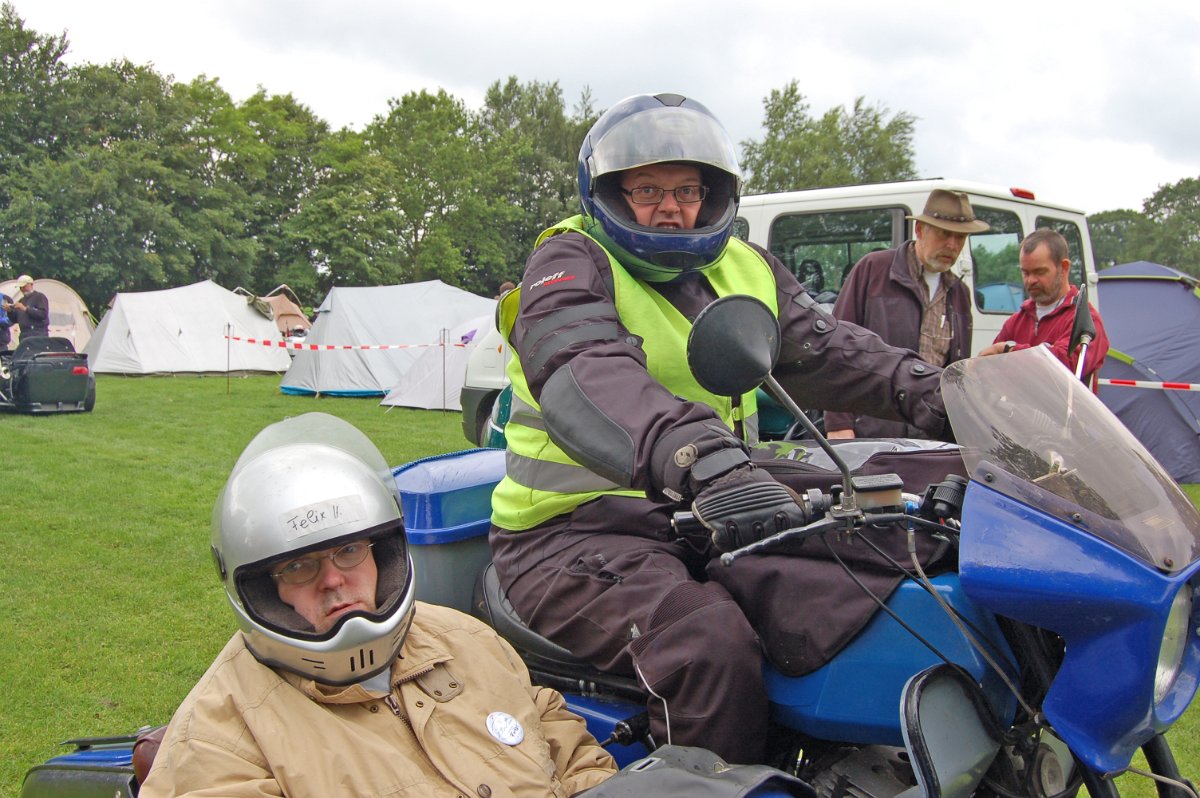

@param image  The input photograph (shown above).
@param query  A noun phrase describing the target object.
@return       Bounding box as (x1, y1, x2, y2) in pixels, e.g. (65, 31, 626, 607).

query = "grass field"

(3, 374, 1198, 796)
(3, 374, 466, 795)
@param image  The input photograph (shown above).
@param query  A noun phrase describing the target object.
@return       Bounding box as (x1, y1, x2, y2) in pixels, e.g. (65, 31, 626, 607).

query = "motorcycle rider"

(489, 93, 950, 764)
(140, 413, 616, 798)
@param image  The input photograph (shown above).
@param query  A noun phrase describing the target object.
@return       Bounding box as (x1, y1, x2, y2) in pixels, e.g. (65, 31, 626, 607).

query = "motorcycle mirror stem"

(1069, 282, 1097, 382)
(686, 294, 860, 516)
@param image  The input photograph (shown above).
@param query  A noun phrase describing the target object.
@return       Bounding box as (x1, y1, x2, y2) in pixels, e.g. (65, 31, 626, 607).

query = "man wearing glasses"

(490, 93, 952, 764)
(140, 413, 616, 798)
(825, 190, 987, 439)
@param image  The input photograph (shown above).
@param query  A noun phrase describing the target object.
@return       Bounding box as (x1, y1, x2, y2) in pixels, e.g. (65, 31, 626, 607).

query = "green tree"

(289, 128, 399, 295)
(369, 89, 523, 294)
(226, 90, 330, 296)
(0, 7, 334, 307)
(3, 65, 267, 309)
(741, 80, 918, 194)
(476, 78, 599, 288)
(1, 7, 623, 305)
(0, 4, 69, 276)
(150, 76, 260, 293)
(0, 3, 68, 164)
(1139, 177, 1200, 276)
(2, 59, 198, 308)
(1088, 208, 1152, 269)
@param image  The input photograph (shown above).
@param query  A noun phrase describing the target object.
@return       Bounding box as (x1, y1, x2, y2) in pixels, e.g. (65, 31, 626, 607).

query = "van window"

(969, 206, 1025, 314)
(1035, 216, 1088, 288)
(767, 208, 901, 298)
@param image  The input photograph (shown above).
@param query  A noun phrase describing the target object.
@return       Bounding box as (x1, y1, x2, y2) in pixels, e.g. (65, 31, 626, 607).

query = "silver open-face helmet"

(211, 413, 414, 685)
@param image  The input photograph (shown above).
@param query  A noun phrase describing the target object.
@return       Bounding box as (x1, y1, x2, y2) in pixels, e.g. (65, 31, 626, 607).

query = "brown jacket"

(141, 602, 616, 798)
(824, 243, 972, 438)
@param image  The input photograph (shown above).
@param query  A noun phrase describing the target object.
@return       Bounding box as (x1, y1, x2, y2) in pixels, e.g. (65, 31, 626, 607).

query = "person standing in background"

(979, 228, 1108, 389)
(825, 190, 987, 439)
(5, 275, 50, 340)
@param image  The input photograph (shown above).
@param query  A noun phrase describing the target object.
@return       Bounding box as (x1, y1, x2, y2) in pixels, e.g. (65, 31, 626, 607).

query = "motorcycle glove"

(649, 418, 752, 503)
(692, 466, 810, 553)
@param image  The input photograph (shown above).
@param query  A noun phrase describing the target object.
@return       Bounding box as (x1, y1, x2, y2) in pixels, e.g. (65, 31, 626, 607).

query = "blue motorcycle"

(470, 295, 1200, 798)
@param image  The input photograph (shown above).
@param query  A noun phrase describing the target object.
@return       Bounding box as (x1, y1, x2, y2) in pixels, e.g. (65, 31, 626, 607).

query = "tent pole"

(441, 327, 448, 413)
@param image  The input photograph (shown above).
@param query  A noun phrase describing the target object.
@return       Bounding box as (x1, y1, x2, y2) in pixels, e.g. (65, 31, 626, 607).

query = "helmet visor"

(235, 520, 411, 640)
(588, 107, 741, 180)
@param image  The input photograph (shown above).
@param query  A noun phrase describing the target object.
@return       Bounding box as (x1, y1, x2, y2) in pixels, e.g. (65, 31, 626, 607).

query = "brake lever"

(718, 516, 849, 566)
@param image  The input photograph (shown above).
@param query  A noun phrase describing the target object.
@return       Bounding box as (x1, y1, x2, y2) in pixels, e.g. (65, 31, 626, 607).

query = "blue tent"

(1096, 261, 1200, 482)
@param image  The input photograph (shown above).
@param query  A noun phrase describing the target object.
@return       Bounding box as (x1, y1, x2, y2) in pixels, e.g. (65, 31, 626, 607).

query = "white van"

(460, 178, 1098, 445)
(734, 178, 1098, 351)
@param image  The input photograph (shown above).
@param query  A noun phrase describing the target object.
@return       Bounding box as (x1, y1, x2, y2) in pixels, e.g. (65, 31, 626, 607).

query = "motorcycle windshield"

(942, 346, 1200, 572)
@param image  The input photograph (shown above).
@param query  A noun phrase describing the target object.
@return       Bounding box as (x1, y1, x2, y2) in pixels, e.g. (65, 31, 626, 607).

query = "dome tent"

(1096, 261, 1200, 482)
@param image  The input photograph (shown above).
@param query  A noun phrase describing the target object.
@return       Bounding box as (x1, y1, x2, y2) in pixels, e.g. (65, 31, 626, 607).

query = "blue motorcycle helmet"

(578, 93, 743, 282)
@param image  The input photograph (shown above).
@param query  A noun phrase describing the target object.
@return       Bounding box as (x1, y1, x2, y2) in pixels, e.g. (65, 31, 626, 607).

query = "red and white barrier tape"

(1099, 378, 1200, 392)
(226, 336, 1200, 390)
(225, 336, 468, 351)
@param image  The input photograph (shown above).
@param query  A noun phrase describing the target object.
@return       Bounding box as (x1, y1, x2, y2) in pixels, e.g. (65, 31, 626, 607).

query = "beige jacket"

(141, 603, 616, 798)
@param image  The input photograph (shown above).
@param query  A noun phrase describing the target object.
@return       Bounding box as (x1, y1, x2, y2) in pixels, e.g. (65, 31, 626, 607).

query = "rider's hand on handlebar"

(691, 466, 810, 553)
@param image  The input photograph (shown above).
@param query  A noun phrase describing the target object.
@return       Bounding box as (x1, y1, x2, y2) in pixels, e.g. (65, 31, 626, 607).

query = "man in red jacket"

(980, 228, 1108, 388)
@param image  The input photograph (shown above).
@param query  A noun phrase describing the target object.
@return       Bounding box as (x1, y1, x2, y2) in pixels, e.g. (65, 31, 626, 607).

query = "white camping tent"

(83, 280, 292, 374)
(0, 277, 96, 351)
(380, 313, 492, 410)
(280, 281, 495, 396)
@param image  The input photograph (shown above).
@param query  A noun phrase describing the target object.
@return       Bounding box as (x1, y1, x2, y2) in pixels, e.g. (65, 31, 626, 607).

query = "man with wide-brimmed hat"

(825, 189, 989, 439)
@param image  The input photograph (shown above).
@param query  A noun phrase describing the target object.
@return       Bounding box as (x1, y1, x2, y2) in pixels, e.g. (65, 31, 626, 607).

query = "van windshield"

(763, 208, 901, 300)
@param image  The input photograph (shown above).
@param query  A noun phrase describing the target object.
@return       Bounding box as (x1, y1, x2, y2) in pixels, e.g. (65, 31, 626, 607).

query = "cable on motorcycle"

(815, 531, 961, 671)
(907, 535, 1039, 720)
(849, 519, 1023, 669)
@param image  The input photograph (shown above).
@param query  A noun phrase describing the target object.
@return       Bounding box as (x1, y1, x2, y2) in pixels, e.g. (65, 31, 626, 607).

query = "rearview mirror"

(687, 295, 780, 398)
(688, 293, 858, 514)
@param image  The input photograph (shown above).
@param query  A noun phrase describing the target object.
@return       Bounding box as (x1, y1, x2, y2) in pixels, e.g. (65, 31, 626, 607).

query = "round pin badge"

(486, 711, 525, 746)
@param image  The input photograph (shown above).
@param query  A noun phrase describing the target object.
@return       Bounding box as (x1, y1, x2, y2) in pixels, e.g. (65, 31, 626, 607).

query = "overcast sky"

(17, 0, 1200, 215)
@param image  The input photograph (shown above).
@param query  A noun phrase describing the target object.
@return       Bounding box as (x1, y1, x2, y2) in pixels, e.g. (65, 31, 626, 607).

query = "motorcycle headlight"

(1154, 586, 1193, 704)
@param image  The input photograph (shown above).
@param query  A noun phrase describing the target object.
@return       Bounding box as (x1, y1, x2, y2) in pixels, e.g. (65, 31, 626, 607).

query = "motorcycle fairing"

(959, 477, 1200, 776)
(942, 346, 1200, 574)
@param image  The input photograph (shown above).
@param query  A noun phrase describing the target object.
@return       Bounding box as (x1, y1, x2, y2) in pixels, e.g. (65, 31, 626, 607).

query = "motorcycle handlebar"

(671, 483, 958, 565)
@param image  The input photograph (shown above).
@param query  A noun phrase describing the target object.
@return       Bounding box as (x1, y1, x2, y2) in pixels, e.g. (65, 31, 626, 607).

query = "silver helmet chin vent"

(211, 412, 416, 685)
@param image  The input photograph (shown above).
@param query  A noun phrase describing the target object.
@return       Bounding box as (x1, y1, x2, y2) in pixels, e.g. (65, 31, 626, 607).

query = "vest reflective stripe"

(505, 449, 623, 493)
(507, 389, 760, 486)
(508, 393, 545, 431)
(744, 413, 760, 443)
(492, 217, 779, 531)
